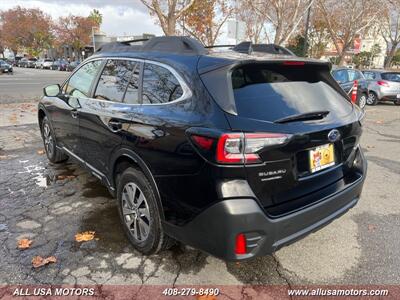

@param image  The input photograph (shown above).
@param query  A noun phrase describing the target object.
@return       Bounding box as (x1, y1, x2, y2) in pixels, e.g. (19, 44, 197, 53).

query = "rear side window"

(94, 60, 139, 103)
(363, 72, 376, 80)
(348, 70, 363, 81)
(332, 70, 348, 82)
(231, 64, 353, 122)
(65, 60, 102, 98)
(381, 72, 400, 82)
(142, 63, 183, 104)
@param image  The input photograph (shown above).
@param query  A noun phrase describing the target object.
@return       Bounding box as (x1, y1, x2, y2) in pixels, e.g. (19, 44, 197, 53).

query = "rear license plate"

(309, 143, 335, 173)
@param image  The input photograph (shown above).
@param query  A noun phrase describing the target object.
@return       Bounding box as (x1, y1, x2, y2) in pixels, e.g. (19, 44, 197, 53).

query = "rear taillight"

(377, 80, 390, 87)
(216, 132, 291, 164)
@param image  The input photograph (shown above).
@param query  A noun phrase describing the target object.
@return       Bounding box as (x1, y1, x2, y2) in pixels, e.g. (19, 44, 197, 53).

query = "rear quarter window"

(381, 72, 400, 82)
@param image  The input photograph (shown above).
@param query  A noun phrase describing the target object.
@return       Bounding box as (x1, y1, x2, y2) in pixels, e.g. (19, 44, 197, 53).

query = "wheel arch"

(110, 148, 165, 220)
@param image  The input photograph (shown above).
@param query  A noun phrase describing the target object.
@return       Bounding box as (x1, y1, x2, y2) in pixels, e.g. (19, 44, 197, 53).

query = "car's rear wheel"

(367, 92, 378, 106)
(117, 167, 173, 254)
(41, 116, 68, 163)
(394, 100, 400, 106)
(358, 93, 367, 109)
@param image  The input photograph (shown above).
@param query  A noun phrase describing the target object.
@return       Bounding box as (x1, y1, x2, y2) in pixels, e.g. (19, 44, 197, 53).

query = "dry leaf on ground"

(32, 256, 57, 268)
(37, 149, 45, 155)
(56, 175, 76, 180)
(368, 224, 377, 232)
(0, 155, 9, 160)
(17, 239, 33, 250)
(75, 231, 96, 242)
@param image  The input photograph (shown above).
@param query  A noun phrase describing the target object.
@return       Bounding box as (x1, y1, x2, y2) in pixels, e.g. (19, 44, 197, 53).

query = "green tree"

(287, 34, 306, 57)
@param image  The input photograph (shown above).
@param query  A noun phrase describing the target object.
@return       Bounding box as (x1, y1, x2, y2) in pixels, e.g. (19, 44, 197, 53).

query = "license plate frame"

(309, 143, 335, 173)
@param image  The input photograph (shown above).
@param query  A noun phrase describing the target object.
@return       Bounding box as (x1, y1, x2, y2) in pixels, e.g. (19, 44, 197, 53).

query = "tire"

(357, 93, 367, 109)
(117, 167, 174, 254)
(40, 116, 68, 163)
(394, 100, 400, 106)
(367, 92, 378, 106)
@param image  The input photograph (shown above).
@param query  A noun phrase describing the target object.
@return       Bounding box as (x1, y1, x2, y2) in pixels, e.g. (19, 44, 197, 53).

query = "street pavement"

(0, 69, 399, 293)
(0, 67, 70, 103)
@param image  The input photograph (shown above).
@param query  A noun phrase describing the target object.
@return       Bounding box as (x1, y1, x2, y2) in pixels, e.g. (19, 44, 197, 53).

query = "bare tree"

(180, 0, 234, 46)
(237, 0, 268, 43)
(140, 0, 195, 35)
(250, 0, 315, 45)
(317, 0, 381, 65)
(381, 0, 400, 68)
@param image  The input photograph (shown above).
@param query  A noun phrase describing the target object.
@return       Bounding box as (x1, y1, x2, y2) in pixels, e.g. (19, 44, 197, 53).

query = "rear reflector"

(191, 135, 214, 150)
(235, 233, 247, 255)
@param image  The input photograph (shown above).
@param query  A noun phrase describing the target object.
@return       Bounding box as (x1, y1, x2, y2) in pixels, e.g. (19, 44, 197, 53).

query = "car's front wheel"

(117, 167, 173, 254)
(41, 116, 68, 163)
(367, 92, 378, 106)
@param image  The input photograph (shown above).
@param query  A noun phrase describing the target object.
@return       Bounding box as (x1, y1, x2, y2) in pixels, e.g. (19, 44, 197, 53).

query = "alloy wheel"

(43, 123, 54, 157)
(359, 94, 367, 109)
(121, 182, 151, 242)
(367, 93, 376, 105)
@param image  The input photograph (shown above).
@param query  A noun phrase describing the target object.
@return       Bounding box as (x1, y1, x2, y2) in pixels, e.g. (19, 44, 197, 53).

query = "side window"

(363, 72, 375, 80)
(65, 60, 102, 98)
(348, 70, 362, 81)
(94, 59, 138, 103)
(332, 70, 348, 83)
(124, 62, 140, 104)
(142, 63, 183, 104)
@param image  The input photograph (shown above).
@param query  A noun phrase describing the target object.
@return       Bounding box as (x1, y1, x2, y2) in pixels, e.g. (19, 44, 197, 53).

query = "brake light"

(377, 80, 390, 87)
(282, 61, 305, 66)
(235, 233, 247, 255)
(216, 132, 291, 164)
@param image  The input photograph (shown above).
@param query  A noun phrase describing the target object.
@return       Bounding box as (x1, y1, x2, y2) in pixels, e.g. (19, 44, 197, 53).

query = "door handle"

(71, 110, 78, 119)
(108, 120, 122, 132)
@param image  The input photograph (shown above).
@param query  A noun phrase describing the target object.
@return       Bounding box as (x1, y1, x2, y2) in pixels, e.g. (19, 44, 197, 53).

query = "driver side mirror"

(43, 84, 61, 97)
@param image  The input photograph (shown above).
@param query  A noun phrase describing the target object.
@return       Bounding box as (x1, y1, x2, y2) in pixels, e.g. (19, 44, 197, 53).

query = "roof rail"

(232, 41, 295, 56)
(96, 36, 295, 56)
(96, 36, 207, 55)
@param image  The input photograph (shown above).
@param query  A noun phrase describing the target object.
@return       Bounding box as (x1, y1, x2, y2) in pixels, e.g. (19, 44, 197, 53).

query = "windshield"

(231, 64, 353, 122)
(381, 72, 400, 82)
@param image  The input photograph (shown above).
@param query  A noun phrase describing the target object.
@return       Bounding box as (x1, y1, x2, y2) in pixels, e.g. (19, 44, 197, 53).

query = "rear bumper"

(165, 149, 367, 261)
(375, 87, 400, 100)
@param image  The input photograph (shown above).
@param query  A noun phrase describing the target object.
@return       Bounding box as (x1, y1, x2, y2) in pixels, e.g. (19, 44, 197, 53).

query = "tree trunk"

(338, 51, 347, 66)
(166, 16, 177, 36)
(385, 43, 398, 68)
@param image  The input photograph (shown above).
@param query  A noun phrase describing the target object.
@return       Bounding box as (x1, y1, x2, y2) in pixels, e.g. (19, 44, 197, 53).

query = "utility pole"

(303, 0, 313, 57)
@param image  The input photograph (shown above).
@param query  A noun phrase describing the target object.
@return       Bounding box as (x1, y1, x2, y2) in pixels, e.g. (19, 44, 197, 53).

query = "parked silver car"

(362, 70, 400, 105)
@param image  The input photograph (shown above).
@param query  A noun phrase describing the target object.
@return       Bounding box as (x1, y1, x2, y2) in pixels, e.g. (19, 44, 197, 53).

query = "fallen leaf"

(14, 137, 21, 141)
(32, 256, 57, 268)
(197, 296, 217, 300)
(75, 231, 96, 242)
(18, 239, 33, 250)
(37, 149, 45, 155)
(0, 155, 9, 160)
(376, 120, 383, 124)
(56, 175, 76, 180)
(368, 224, 377, 232)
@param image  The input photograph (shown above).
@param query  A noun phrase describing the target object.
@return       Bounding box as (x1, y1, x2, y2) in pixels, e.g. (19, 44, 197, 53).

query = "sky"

(0, 0, 164, 37)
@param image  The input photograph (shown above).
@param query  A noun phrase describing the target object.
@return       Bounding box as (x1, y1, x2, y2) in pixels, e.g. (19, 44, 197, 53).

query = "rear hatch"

(200, 60, 363, 215)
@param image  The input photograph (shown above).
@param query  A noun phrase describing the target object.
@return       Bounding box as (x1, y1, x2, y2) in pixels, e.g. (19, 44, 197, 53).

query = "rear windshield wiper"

(274, 111, 330, 124)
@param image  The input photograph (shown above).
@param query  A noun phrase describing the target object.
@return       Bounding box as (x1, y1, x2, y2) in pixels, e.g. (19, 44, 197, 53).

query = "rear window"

(231, 64, 352, 121)
(381, 72, 400, 82)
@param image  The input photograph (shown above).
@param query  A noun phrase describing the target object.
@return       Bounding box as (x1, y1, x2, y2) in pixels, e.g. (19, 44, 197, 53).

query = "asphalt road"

(0, 69, 399, 297)
(0, 67, 70, 103)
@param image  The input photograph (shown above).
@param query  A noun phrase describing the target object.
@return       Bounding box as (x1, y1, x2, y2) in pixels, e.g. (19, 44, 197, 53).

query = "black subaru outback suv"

(38, 36, 367, 261)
